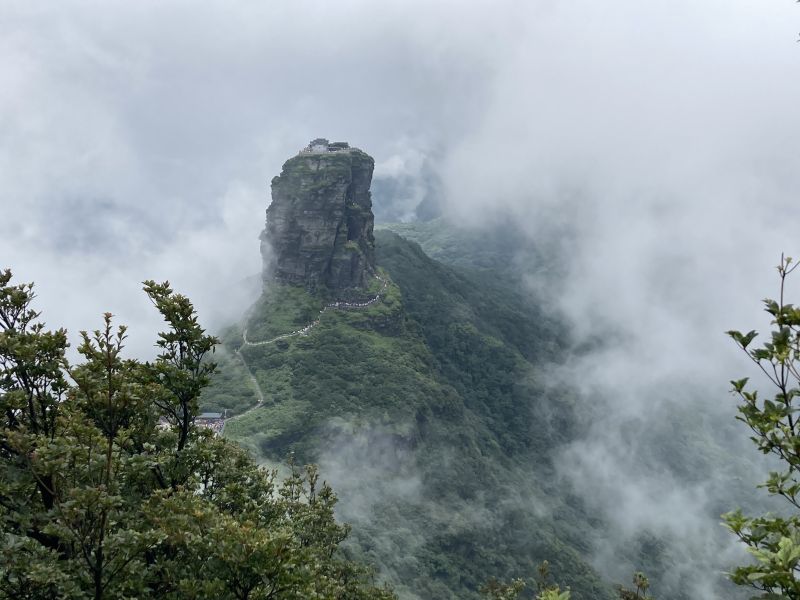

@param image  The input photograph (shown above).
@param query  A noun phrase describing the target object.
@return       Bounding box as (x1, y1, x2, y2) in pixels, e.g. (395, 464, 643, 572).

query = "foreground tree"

(479, 561, 654, 600)
(725, 255, 800, 598)
(479, 561, 571, 600)
(617, 572, 652, 600)
(0, 270, 394, 599)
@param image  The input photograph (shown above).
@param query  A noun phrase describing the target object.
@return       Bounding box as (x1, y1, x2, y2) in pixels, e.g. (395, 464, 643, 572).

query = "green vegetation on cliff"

(202, 218, 759, 599)
(221, 273, 439, 461)
(203, 228, 615, 599)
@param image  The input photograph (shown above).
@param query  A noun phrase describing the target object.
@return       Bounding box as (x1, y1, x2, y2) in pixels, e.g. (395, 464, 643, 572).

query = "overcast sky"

(2, 1, 798, 353)
(3, 2, 800, 594)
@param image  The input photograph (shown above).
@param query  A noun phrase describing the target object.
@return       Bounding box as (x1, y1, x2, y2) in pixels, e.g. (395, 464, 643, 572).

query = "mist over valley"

(2, 3, 800, 598)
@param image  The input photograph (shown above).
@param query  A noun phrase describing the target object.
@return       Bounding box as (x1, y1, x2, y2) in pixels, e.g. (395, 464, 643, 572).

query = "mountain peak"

(261, 140, 376, 292)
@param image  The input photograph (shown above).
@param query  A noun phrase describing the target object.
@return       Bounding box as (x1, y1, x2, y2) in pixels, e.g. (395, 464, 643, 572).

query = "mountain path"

(227, 274, 388, 423)
(240, 274, 388, 348)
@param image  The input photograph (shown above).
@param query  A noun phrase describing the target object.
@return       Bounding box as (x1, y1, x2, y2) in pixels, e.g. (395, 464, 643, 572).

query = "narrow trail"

(237, 350, 265, 404)
(227, 273, 389, 423)
(240, 274, 388, 349)
(223, 350, 267, 427)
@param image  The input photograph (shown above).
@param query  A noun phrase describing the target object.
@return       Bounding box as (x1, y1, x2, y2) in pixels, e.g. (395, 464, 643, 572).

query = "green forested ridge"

(203, 226, 617, 599)
(379, 223, 765, 599)
(200, 221, 768, 599)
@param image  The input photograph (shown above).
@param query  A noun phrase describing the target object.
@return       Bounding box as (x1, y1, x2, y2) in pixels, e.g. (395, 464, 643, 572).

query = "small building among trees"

(302, 139, 351, 153)
(196, 411, 226, 435)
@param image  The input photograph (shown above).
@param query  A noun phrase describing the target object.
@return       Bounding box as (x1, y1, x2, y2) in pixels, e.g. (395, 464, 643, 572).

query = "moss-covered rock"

(261, 141, 376, 292)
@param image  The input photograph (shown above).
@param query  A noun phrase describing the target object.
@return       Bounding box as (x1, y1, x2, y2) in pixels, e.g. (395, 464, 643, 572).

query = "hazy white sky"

(2, 1, 798, 353)
(2, 3, 799, 595)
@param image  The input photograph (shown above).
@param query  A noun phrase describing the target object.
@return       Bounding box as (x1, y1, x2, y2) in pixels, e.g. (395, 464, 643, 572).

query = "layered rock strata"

(261, 140, 376, 292)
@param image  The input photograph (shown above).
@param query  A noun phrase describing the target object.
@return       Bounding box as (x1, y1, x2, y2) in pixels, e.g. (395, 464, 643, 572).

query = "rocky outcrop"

(261, 140, 376, 292)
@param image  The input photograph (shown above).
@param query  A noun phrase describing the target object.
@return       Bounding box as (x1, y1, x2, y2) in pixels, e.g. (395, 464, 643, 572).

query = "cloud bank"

(2, 1, 800, 595)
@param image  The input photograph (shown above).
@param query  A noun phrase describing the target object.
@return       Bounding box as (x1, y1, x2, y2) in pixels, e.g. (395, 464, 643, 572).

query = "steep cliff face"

(261, 141, 376, 292)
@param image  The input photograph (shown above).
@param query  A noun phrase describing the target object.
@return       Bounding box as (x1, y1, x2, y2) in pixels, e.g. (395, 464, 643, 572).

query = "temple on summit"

(261, 139, 376, 292)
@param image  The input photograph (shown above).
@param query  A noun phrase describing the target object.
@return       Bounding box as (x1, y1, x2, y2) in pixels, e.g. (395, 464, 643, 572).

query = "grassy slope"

(201, 229, 617, 599)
